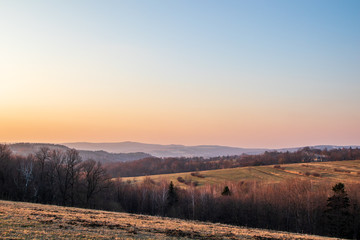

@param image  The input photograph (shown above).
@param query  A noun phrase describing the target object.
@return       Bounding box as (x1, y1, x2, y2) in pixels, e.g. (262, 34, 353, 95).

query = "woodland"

(0, 144, 359, 239)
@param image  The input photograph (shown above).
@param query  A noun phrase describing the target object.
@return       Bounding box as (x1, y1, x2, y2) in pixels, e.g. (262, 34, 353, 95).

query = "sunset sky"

(1, 1, 359, 148)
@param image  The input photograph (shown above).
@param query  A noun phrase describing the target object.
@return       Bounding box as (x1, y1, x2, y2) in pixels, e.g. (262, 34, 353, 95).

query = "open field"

(0, 200, 339, 240)
(121, 160, 360, 188)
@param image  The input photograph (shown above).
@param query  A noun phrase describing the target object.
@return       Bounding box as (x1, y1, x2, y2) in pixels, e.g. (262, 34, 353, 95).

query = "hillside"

(122, 160, 360, 188)
(63, 141, 269, 157)
(8, 143, 151, 163)
(0, 200, 335, 240)
(63, 141, 360, 158)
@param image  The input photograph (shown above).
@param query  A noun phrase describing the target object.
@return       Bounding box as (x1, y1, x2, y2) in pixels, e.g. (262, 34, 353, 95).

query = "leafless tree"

(0, 145, 12, 193)
(14, 158, 34, 201)
(57, 149, 81, 206)
(47, 149, 63, 203)
(80, 159, 110, 207)
(34, 147, 50, 201)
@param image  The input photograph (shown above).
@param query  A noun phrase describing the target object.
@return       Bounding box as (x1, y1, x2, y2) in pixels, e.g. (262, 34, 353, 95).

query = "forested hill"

(64, 141, 360, 158)
(104, 147, 360, 177)
(63, 141, 268, 157)
(8, 143, 151, 163)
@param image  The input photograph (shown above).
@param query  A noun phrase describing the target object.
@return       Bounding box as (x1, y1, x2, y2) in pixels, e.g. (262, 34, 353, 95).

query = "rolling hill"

(121, 160, 360, 188)
(63, 141, 360, 158)
(8, 143, 151, 163)
(63, 141, 269, 157)
(0, 200, 335, 240)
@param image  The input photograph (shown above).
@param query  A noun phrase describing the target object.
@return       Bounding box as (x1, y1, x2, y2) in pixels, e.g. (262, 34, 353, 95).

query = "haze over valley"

(6, 141, 360, 160)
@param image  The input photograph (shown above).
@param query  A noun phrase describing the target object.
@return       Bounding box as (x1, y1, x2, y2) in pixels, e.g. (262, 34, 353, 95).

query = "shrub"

(334, 168, 350, 173)
(184, 180, 192, 186)
(191, 172, 205, 178)
(274, 165, 285, 170)
(177, 177, 185, 183)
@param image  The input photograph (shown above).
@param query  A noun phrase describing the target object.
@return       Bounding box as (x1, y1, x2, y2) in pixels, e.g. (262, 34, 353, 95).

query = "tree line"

(105, 147, 360, 177)
(0, 144, 111, 208)
(1, 144, 359, 239)
(113, 177, 359, 239)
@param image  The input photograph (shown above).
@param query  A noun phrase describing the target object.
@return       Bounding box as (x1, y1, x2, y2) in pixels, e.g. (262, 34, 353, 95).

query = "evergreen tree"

(167, 181, 178, 207)
(221, 186, 231, 196)
(325, 182, 353, 238)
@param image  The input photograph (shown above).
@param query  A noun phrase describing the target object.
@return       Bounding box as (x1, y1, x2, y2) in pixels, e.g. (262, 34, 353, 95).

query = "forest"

(0, 144, 359, 239)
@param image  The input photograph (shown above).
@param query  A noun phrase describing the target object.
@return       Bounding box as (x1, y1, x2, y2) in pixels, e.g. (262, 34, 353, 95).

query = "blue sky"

(0, 1, 359, 147)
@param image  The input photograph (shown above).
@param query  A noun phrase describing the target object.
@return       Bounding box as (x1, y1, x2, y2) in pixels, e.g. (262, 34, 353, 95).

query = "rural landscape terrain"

(0, 200, 338, 240)
(1, 1, 359, 239)
(1, 144, 359, 239)
(122, 160, 360, 188)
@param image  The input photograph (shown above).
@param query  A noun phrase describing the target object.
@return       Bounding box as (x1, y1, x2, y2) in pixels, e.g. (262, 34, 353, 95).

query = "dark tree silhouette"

(325, 182, 353, 238)
(34, 147, 50, 202)
(0, 144, 12, 198)
(80, 159, 110, 207)
(167, 181, 178, 208)
(221, 186, 231, 196)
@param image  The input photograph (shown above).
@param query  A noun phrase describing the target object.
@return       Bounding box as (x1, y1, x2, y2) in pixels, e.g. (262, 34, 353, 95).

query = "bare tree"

(156, 179, 168, 216)
(80, 159, 110, 207)
(0, 144, 12, 195)
(47, 149, 63, 204)
(20, 161, 33, 190)
(57, 149, 81, 206)
(189, 185, 197, 219)
(34, 147, 50, 201)
(13, 157, 34, 201)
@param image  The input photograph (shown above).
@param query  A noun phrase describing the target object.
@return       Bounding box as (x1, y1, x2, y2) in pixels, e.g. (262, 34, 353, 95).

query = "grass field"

(0, 200, 338, 240)
(121, 160, 360, 188)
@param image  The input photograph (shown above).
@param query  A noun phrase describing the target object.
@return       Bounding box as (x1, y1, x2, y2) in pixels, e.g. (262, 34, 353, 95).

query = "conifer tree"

(325, 182, 353, 238)
(167, 181, 177, 207)
(221, 186, 231, 196)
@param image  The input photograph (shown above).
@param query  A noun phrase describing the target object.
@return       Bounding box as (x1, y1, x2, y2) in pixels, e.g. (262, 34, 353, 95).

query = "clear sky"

(1, 1, 359, 148)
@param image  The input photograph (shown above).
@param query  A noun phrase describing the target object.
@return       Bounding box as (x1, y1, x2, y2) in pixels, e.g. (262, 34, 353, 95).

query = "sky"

(0, 1, 359, 148)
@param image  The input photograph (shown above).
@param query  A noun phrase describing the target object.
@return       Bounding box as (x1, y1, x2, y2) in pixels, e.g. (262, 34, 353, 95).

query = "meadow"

(121, 160, 360, 188)
(0, 200, 337, 240)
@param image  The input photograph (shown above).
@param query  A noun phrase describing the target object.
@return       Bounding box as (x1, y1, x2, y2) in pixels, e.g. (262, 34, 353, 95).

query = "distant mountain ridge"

(63, 141, 267, 158)
(8, 143, 151, 163)
(62, 141, 360, 158)
(7, 142, 359, 161)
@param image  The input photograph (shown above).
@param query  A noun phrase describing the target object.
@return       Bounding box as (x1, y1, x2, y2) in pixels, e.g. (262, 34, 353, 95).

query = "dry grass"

(121, 160, 360, 188)
(0, 200, 338, 240)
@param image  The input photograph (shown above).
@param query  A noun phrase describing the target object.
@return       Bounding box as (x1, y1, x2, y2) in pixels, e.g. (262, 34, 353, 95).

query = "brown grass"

(0, 200, 338, 240)
(121, 160, 360, 188)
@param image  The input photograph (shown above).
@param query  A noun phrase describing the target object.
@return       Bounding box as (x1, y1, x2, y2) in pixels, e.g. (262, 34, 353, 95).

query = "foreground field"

(0, 200, 337, 240)
(122, 160, 360, 188)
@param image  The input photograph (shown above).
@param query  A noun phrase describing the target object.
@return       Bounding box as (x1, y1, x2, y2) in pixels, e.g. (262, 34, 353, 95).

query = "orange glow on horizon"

(1, 100, 359, 148)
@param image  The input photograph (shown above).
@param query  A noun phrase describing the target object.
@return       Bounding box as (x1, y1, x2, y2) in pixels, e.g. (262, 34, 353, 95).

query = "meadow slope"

(0, 200, 338, 240)
(121, 160, 360, 188)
